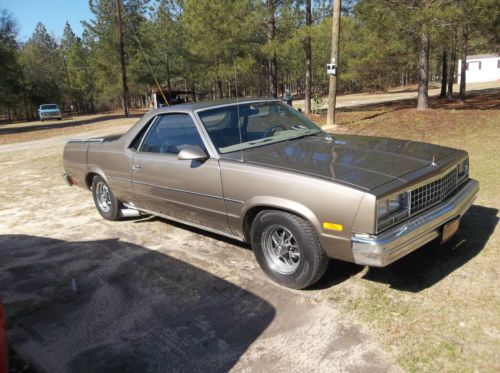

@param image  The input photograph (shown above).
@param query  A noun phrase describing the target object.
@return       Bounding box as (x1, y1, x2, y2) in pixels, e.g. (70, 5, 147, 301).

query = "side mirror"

(177, 146, 208, 162)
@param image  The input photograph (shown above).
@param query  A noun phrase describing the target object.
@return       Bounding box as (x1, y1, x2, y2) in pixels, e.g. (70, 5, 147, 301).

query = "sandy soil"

(0, 119, 399, 372)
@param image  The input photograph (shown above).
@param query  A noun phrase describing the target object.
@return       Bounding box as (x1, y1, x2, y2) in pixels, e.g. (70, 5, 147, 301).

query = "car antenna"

(234, 61, 243, 163)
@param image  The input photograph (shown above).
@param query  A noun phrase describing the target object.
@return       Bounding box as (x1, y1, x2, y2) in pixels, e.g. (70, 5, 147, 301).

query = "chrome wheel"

(96, 181, 111, 213)
(262, 225, 301, 275)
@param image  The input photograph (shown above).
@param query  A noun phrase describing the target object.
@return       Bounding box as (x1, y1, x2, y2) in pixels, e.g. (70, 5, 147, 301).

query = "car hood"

(227, 134, 460, 190)
(40, 109, 60, 113)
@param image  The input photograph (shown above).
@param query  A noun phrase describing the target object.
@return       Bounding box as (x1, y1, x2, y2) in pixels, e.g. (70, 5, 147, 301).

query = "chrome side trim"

(109, 176, 243, 204)
(223, 197, 245, 204)
(132, 180, 223, 200)
(352, 179, 479, 267)
(122, 204, 245, 242)
(67, 138, 105, 144)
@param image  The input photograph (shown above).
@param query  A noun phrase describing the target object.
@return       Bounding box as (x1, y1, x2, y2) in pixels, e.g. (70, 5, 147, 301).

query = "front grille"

(410, 168, 458, 215)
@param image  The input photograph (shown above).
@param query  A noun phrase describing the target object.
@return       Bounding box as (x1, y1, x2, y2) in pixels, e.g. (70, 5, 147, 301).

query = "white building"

(458, 54, 500, 83)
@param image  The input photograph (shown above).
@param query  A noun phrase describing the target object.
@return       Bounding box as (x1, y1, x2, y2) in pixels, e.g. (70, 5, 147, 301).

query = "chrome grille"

(410, 168, 458, 215)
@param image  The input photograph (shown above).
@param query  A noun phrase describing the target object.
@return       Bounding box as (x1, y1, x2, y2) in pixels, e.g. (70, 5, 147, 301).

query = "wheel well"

(242, 205, 311, 242)
(85, 172, 99, 190)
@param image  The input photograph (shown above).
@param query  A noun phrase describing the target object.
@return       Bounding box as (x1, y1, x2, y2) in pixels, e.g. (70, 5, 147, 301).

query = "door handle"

(132, 164, 141, 171)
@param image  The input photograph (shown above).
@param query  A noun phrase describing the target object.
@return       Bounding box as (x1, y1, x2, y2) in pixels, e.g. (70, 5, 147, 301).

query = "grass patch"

(314, 90, 500, 372)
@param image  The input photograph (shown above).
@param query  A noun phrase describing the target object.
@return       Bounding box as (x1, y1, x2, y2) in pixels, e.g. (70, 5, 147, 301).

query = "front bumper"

(352, 179, 479, 267)
(40, 112, 62, 119)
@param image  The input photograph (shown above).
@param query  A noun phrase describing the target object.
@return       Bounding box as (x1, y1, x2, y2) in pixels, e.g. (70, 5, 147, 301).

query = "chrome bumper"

(352, 179, 479, 267)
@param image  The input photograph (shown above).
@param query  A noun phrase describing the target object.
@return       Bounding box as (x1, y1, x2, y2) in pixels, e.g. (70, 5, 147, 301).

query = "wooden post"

(115, 0, 129, 117)
(326, 0, 341, 126)
(304, 0, 312, 114)
(62, 54, 75, 116)
(459, 27, 468, 102)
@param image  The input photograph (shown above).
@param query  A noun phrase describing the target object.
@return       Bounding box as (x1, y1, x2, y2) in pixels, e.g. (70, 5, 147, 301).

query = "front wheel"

(91, 175, 122, 221)
(251, 210, 328, 289)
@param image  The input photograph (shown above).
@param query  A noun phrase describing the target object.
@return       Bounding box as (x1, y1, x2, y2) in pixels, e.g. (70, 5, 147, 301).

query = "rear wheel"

(91, 175, 122, 221)
(251, 210, 328, 289)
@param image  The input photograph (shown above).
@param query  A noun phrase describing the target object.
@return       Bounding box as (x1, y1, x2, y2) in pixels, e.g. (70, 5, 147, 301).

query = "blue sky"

(0, 0, 94, 41)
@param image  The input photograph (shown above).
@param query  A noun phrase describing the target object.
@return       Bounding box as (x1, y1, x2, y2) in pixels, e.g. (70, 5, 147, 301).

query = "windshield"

(40, 104, 59, 110)
(198, 101, 322, 154)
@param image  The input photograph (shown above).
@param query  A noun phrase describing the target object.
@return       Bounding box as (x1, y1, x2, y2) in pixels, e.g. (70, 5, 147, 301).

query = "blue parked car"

(38, 104, 62, 121)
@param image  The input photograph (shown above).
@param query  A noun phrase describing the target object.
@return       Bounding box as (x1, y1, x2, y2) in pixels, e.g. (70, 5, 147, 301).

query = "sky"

(0, 0, 94, 41)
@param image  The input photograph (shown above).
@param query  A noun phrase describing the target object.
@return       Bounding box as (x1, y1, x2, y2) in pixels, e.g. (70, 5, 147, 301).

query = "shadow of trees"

(336, 88, 500, 115)
(0, 235, 275, 373)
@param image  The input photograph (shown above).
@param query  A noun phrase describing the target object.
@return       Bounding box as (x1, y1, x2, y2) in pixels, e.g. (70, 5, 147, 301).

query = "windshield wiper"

(289, 131, 323, 141)
(247, 138, 275, 145)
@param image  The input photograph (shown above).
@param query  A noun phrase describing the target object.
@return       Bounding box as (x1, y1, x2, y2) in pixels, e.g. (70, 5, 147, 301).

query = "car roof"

(151, 97, 280, 115)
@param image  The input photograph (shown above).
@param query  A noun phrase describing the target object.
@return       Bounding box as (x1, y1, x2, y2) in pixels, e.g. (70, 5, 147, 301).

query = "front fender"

(242, 196, 322, 235)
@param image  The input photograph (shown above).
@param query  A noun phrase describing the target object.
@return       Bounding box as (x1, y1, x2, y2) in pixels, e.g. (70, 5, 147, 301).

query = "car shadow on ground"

(0, 235, 275, 373)
(361, 205, 498, 292)
(0, 113, 143, 136)
(132, 206, 498, 293)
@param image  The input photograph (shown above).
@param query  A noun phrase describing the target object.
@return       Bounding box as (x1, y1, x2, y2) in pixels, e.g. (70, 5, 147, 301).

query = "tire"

(251, 210, 328, 289)
(57, 118, 62, 121)
(91, 175, 122, 221)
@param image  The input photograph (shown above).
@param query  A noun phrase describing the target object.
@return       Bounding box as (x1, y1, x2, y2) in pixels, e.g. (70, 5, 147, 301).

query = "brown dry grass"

(313, 89, 500, 372)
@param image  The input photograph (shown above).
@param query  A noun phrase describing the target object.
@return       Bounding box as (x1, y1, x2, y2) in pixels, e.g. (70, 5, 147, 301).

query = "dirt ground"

(293, 81, 500, 110)
(0, 88, 499, 372)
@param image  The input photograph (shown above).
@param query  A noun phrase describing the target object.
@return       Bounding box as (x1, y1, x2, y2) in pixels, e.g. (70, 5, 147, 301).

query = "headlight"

(376, 191, 410, 231)
(377, 192, 409, 219)
(458, 158, 469, 179)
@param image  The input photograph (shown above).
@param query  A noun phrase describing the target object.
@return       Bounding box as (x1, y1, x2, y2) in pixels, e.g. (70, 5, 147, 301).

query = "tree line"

(0, 0, 497, 122)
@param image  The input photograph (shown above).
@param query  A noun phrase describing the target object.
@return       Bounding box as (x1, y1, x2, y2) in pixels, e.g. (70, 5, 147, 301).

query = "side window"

(139, 114, 206, 155)
(129, 119, 152, 151)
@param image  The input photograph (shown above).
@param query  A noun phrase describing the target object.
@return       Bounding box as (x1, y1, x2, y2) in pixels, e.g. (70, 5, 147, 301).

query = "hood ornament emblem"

(431, 155, 438, 166)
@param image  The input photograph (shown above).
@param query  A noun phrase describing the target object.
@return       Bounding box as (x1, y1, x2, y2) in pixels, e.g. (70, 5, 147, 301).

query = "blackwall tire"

(251, 210, 328, 289)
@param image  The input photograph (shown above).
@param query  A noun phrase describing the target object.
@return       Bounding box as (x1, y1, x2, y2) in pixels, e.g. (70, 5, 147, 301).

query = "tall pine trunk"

(447, 45, 456, 99)
(459, 27, 468, 102)
(165, 51, 171, 92)
(417, 26, 430, 110)
(267, 0, 277, 98)
(216, 57, 223, 99)
(439, 50, 447, 98)
(304, 0, 312, 114)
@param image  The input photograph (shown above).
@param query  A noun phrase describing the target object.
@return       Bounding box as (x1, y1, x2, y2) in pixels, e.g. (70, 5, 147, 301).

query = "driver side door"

(131, 113, 231, 234)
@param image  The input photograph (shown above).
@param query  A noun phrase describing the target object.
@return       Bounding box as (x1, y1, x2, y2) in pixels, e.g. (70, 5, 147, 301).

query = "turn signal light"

(323, 222, 343, 232)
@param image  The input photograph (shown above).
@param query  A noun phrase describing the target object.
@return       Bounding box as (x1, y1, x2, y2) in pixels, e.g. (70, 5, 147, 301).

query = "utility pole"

(62, 54, 75, 116)
(326, 0, 341, 126)
(304, 0, 312, 114)
(115, 0, 129, 117)
(267, 0, 278, 98)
